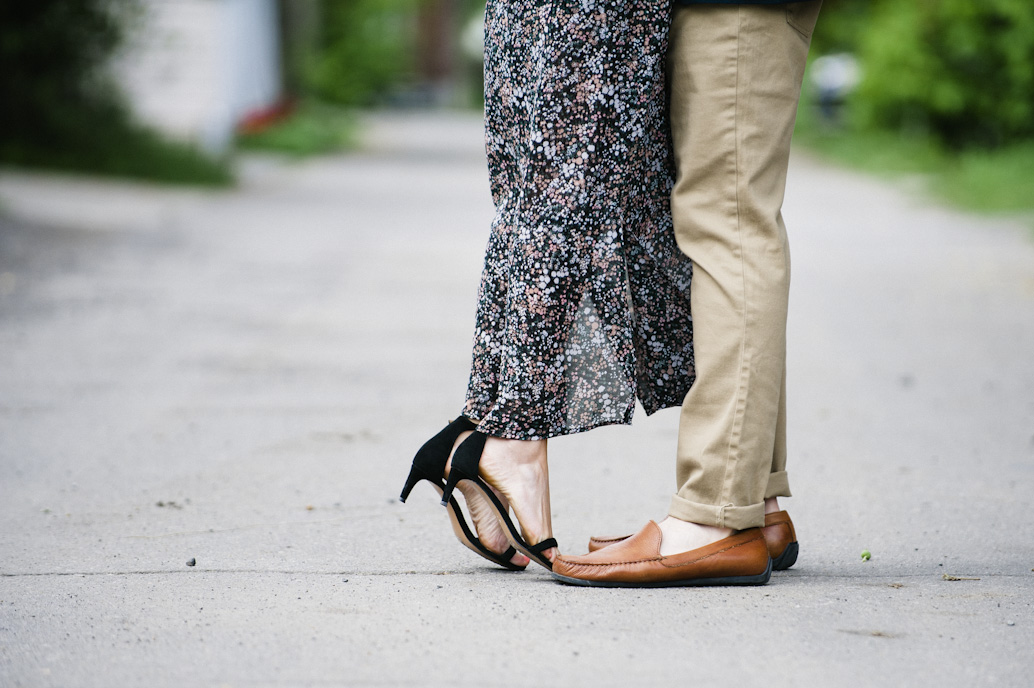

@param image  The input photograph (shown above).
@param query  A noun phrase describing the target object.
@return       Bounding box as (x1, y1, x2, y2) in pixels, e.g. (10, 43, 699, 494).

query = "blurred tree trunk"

(278, 0, 320, 99)
(416, 0, 457, 102)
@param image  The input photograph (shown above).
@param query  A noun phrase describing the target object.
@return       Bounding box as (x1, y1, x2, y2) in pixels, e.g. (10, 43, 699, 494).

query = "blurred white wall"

(115, 0, 282, 154)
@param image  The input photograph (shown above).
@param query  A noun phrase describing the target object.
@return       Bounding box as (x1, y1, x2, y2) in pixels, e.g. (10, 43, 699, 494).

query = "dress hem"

(463, 397, 684, 441)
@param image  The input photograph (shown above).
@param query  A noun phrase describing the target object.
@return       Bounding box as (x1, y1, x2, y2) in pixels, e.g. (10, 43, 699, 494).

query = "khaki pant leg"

(765, 362, 792, 500)
(667, 1, 820, 529)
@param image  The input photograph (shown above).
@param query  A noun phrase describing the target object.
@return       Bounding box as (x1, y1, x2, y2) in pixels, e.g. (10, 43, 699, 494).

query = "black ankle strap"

(530, 538, 558, 555)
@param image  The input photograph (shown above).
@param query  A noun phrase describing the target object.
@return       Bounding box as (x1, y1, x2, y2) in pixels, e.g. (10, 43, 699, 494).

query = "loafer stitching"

(557, 555, 664, 569)
(659, 535, 763, 570)
(590, 536, 627, 544)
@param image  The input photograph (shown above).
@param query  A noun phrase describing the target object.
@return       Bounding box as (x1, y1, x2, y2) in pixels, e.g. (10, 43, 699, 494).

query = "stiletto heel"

(399, 417, 526, 571)
(399, 465, 424, 503)
(450, 431, 558, 570)
(440, 474, 459, 506)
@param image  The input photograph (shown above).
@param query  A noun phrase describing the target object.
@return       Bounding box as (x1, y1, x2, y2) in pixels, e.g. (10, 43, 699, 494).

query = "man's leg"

(668, 2, 821, 530)
(547, 1, 821, 586)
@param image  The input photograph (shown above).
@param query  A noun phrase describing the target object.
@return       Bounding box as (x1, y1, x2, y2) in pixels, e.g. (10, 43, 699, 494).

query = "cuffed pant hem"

(764, 471, 791, 500)
(668, 493, 766, 530)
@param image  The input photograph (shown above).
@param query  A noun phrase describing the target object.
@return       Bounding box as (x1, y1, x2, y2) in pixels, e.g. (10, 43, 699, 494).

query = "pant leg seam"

(718, 5, 751, 516)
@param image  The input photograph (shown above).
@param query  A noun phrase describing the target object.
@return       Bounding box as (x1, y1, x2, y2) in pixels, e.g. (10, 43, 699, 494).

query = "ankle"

(484, 437, 547, 467)
(657, 516, 733, 556)
(764, 497, 780, 514)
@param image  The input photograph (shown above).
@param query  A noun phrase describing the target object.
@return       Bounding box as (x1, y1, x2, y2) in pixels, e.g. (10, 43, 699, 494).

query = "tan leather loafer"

(761, 510, 798, 570)
(588, 510, 799, 570)
(552, 521, 771, 588)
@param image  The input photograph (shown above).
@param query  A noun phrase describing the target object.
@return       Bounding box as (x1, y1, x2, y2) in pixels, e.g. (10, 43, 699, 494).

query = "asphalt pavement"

(1, 111, 1033, 687)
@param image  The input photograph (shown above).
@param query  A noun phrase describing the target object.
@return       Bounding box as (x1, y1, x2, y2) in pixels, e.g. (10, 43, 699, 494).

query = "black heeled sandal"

(400, 417, 526, 571)
(442, 431, 558, 571)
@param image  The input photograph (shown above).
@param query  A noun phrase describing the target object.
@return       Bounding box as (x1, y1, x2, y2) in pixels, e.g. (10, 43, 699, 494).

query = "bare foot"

(443, 432, 529, 567)
(445, 432, 557, 564)
(478, 436, 558, 562)
(657, 516, 733, 557)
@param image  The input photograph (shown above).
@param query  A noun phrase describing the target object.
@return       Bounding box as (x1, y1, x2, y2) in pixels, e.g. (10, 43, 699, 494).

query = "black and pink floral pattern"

(463, 0, 695, 440)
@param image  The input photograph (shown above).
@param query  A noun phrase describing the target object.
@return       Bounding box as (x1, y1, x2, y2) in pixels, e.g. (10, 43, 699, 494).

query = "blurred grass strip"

(236, 103, 358, 157)
(0, 117, 233, 187)
(938, 143, 1034, 214)
(795, 99, 1034, 218)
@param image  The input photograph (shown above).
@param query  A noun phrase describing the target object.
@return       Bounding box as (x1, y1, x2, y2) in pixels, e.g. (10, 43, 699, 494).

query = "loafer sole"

(550, 558, 772, 588)
(771, 541, 799, 571)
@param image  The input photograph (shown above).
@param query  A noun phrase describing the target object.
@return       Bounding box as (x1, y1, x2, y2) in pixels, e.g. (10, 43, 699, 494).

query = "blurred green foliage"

(307, 0, 422, 105)
(305, 0, 486, 106)
(0, 1, 231, 184)
(0, 0, 124, 135)
(809, 0, 870, 55)
(251, 0, 488, 154)
(816, 0, 1034, 150)
(855, 0, 1034, 149)
(800, 0, 1034, 213)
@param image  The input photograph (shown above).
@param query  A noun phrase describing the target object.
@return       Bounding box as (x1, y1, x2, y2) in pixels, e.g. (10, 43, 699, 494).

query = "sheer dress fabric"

(463, 0, 696, 440)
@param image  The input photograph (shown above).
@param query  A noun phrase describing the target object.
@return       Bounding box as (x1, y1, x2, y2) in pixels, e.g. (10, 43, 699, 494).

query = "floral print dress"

(463, 0, 695, 440)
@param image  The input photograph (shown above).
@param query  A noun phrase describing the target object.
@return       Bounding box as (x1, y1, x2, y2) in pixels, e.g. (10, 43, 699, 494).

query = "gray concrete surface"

(1, 111, 1032, 687)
